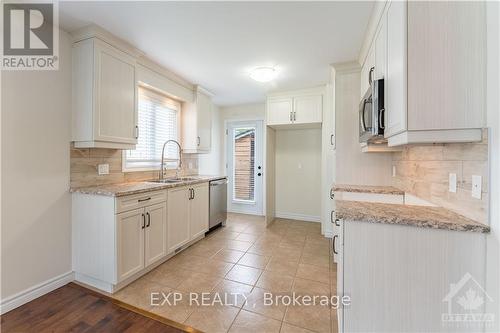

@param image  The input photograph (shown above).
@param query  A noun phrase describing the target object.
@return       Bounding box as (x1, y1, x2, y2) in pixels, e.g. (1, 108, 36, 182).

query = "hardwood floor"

(0, 283, 199, 333)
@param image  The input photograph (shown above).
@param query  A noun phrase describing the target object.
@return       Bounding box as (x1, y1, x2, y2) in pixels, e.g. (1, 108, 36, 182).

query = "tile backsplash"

(70, 146, 198, 188)
(392, 130, 489, 224)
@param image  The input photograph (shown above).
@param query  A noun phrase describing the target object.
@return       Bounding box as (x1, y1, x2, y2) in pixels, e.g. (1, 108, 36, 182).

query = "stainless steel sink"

(148, 177, 200, 184)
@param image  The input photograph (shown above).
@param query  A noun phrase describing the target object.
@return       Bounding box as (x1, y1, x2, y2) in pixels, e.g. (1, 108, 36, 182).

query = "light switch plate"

(472, 175, 482, 199)
(448, 173, 457, 193)
(98, 164, 109, 175)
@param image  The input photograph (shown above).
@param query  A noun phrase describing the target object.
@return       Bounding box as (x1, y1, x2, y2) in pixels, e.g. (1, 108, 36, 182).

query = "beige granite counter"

(70, 175, 226, 197)
(336, 200, 490, 233)
(333, 184, 404, 195)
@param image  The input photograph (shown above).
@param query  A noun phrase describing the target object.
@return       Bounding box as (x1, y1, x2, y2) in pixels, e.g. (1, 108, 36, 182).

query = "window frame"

(122, 86, 182, 172)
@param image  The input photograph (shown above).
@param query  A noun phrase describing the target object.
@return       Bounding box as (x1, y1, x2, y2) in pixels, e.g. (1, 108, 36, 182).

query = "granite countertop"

(336, 200, 490, 233)
(70, 175, 226, 197)
(333, 184, 404, 195)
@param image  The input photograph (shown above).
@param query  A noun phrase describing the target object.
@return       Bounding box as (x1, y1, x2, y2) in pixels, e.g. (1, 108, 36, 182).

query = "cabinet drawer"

(115, 190, 167, 214)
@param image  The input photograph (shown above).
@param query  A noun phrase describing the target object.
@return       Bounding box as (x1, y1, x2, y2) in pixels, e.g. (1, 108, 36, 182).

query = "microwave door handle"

(379, 108, 385, 129)
(360, 99, 368, 132)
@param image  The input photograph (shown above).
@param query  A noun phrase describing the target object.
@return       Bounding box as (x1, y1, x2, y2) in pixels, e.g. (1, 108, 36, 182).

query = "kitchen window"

(123, 86, 181, 171)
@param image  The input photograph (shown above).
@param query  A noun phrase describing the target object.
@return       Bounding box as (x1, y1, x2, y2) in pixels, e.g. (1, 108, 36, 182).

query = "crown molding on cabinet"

(70, 24, 145, 59)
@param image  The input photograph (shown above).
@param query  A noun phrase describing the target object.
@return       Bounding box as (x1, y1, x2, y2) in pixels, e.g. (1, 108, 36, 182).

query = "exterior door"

(145, 202, 167, 266)
(226, 120, 264, 215)
(116, 208, 145, 282)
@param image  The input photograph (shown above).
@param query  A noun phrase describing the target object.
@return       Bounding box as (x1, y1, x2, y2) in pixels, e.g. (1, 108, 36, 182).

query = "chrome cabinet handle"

(333, 235, 338, 255)
(141, 213, 145, 229)
(330, 210, 335, 223)
(135, 125, 139, 139)
(369, 66, 374, 85)
(146, 212, 150, 227)
(330, 134, 334, 146)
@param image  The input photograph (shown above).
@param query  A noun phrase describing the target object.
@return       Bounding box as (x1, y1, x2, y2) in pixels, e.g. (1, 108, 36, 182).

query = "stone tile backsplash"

(70, 146, 198, 188)
(392, 130, 489, 224)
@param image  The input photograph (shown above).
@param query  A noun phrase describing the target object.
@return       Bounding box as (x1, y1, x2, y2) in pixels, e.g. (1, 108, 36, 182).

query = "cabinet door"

(116, 208, 144, 282)
(407, 1, 485, 130)
(167, 186, 190, 253)
(385, 0, 407, 138)
(374, 12, 387, 80)
(267, 98, 293, 125)
(145, 202, 167, 267)
(360, 47, 375, 98)
(94, 40, 137, 144)
(293, 95, 322, 124)
(196, 91, 212, 151)
(190, 183, 209, 240)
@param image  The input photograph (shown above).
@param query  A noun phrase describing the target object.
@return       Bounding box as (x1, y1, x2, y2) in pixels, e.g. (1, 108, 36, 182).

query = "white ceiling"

(59, 1, 374, 106)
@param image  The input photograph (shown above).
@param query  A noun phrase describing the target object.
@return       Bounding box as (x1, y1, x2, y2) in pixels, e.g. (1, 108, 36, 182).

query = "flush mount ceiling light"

(250, 67, 277, 82)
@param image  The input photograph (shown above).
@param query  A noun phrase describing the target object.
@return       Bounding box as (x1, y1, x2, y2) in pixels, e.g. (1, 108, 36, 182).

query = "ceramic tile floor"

(113, 213, 338, 333)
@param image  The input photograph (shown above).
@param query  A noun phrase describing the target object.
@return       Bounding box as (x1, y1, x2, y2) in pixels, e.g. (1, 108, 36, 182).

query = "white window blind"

(124, 87, 180, 170)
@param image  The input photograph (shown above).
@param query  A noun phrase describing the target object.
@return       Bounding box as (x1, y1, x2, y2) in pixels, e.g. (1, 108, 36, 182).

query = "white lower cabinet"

(167, 186, 191, 253)
(167, 183, 209, 253)
(190, 183, 210, 239)
(337, 220, 486, 333)
(72, 182, 209, 293)
(116, 208, 145, 282)
(116, 201, 167, 283)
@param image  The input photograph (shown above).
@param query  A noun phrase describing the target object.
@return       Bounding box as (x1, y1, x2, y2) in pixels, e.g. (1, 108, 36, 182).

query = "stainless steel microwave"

(359, 79, 384, 143)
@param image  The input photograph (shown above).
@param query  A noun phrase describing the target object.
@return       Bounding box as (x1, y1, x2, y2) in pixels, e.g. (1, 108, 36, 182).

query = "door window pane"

(233, 127, 255, 202)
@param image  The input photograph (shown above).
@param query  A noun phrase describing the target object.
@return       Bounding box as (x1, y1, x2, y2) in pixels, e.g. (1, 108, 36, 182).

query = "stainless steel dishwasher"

(209, 178, 227, 229)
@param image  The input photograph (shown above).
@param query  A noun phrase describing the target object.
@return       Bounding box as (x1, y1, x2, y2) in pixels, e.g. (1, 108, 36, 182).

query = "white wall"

(1, 31, 73, 311)
(275, 128, 322, 221)
(334, 70, 392, 186)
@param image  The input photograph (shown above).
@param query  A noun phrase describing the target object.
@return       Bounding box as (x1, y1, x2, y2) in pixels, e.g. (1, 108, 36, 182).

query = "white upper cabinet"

(266, 88, 324, 128)
(385, 0, 407, 138)
(386, 1, 484, 146)
(293, 95, 323, 125)
(182, 87, 213, 153)
(406, 1, 485, 132)
(360, 46, 375, 98)
(374, 12, 387, 81)
(72, 38, 138, 149)
(267, 98, 293, 125)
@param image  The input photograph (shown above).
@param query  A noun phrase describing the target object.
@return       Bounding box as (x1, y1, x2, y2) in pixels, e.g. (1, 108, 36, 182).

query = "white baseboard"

(227, 208, 264, 216)
(275, 212, 321, 223)
(0, 271, 74, 314)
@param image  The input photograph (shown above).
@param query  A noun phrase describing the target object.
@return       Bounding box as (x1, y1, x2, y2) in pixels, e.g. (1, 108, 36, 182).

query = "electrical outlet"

(98, 164, 109, 175)
(472, 175, 482, 199)
(448, 173, 457, 193)
(392, 166, 396, 177)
